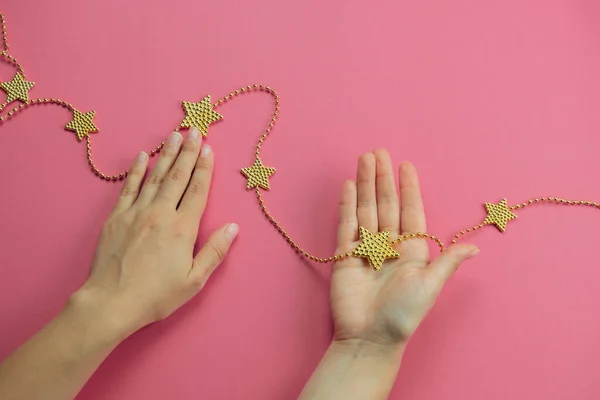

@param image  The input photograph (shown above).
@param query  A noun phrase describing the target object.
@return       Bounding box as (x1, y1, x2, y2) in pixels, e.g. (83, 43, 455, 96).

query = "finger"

(112, 151, 148, 213)
(156, 128, 201, 206)
(373, 149, 399, 234)
(137, 131, 183, 206)
(188, 223, 239, 291)
(356, 153, 378, 232)
(178, 143, 214, 221)
(399, 162, 427, 233)
(426, 244, 479, 287)
(337, 180, 358, 248)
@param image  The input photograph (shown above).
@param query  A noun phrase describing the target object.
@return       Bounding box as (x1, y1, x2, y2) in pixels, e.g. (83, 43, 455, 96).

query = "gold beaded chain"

(0, 11, 598, 271)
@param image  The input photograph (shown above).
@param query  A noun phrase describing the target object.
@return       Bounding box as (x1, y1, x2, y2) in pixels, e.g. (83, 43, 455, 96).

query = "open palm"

(331, 150, 478, 347)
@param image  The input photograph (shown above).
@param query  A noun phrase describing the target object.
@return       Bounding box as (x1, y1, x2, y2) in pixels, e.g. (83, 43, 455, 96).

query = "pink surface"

(2, 1, 600, 398)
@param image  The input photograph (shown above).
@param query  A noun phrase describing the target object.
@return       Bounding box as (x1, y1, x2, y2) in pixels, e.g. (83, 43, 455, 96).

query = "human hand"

(74, 128, 238, 337)
(330, 149, 478, 352)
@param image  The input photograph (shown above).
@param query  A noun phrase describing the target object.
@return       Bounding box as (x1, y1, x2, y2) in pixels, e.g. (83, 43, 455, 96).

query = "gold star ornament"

(180, 95, 223, 137)
(484, 198, 517, 232)
(352, 227, 400, 271)
(241, 157, 276, 190)
(65, 109, 98, 141)
(1, 72, 34, 103)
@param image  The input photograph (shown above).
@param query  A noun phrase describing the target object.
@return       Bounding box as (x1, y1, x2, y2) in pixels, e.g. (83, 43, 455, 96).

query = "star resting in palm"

(300, 149, 478, 400)
(330, 150, 478, 347)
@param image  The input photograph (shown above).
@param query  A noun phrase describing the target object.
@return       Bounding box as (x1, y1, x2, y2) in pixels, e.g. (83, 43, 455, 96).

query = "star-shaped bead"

(65, 109, 98, 141)
(241, 157, 275, 190)
(352, 227, 400, 271)
(484, 199, 517, 232)
(0, 72, 34, 103)
(180, 95, 223, 137)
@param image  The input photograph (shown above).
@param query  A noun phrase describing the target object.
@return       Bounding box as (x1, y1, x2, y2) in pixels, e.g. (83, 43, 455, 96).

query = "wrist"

(66, 287, 143, 343)
(299, 338, 406, 399)
(328, 338, 406, 365)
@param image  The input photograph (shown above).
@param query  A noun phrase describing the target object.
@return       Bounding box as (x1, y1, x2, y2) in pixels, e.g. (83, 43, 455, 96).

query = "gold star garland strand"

(1, 12, 599, 271)
(180, 96, 223, 137)
(352, 228, 400, 270)
(0, 72, 33, 103)
(65, 109, 99, 141)
(241, 157, 276, 190)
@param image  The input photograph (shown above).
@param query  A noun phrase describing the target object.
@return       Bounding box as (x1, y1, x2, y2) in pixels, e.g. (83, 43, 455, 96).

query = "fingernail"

(189, 127, 199, 142)
(467, 248, 480, 259)
(201, 144, 212, 158)
(225, 223, 239, 242)
(137, 151, 148, 162)
(168, 131, 182, 145)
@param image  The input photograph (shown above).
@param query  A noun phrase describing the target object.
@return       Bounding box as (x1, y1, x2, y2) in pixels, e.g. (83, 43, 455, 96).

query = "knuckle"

(186, 182, 206, 197)
(375, 169, 390, 179)
(167, 167, 185, 181)
(189, 273, 207, 291)
(357, 199, 374, 208)
(356, 176, 374, 185)
(127, 168, 144, 178)
(378, 193, 397, 204)
(379, 224, 396, 233)
(119, 185, 137, 197)
(194, 161, 212, 172)
(160, 146, 178, 159)
(102, 214, 130, 236)
(208, 241, 226, 264)
(139, 209, 162, 230)
(147, 174, 164, 185)
(402, 203, 425, 213)
(339, 215, 356, 226)
(181, 141, 199, 152)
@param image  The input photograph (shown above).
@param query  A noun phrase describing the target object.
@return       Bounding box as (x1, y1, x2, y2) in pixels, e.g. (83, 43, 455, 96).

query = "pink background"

(2, 1, 600, 398)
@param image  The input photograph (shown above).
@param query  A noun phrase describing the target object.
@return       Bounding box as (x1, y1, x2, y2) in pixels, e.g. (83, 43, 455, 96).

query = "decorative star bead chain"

(1, 11, 599, 271)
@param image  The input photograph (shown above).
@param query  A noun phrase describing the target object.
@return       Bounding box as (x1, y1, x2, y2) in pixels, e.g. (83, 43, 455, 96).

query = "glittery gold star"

(241, 157, 275, 190)
(484, 199, 517, 232)
(180, 95, 223, 137)
(352, 227, 400, 271)
(65, 109, 98, 141)
(0, 72, 34, 103)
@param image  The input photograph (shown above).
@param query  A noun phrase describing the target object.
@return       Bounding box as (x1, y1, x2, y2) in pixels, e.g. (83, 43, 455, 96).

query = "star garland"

(1, 11, 598, 271)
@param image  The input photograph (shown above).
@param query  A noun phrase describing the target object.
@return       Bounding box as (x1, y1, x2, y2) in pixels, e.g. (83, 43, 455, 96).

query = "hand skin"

(0, 127, 238, 400)
(300, 150, 479, 400)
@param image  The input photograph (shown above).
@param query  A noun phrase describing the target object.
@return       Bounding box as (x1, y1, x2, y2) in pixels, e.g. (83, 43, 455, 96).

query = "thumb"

(188, 223, 239, 290)
(426, 244, 479, 287)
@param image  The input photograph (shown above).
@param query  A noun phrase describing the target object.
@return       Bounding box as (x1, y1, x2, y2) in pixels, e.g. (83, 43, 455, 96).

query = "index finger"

(178, 143, 214, 222)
